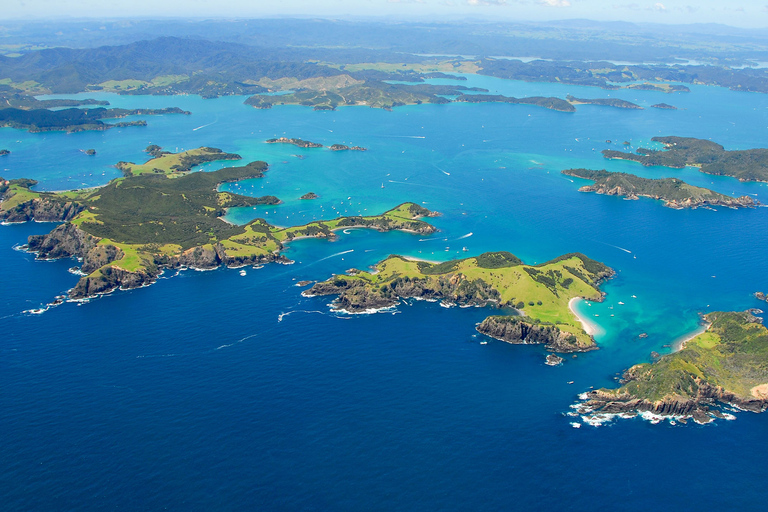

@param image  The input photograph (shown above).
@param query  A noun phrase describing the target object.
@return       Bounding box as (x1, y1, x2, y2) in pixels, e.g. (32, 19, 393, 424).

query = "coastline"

(568, 297, 600, 336)
(672, 321, 710, 352)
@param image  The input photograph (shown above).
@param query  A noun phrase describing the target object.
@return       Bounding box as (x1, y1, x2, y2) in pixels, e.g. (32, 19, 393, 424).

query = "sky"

(4, 0, 768, 29)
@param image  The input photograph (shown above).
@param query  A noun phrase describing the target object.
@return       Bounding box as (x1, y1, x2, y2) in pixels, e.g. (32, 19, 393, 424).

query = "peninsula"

(565, 95, 643, 109)
(1, 147, 438, 300)
(307, 251, 614, 352)
(266, 138, 367, 151)
(0, 106, 190, 133)
(453, 94, 576, 112)
(562, 168, 758, 209)
(602, 136, 768, 182)
(577, 311, 768, 424)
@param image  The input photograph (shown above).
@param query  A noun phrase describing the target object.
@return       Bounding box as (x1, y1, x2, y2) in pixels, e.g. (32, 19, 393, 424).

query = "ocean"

(1, 75, 767, 510)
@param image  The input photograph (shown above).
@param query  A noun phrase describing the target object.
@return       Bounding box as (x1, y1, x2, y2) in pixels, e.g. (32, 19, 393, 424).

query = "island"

(562, 168, 758, 209)
(602, 136, 768, 182)
(1, 148, 439, 301)
(576, 311, 768, 424)
(116, 145, 242, 176)
(328, 144, 367, 151)
(266, 137, 324, 148)
(306, 251, 614, 352)
(651, 103, 678, 110)
(0, 106, 190, 133)
(625, 83, 690, 93)
(84, 149, 96, 156)
(246, 82, 485, 111)
(300, 192, 318, 200)
(266, 138, 368, 151)
(453, 94, 576, 112)
(565, 95, 643, 109)
(0, 149, 9, 156)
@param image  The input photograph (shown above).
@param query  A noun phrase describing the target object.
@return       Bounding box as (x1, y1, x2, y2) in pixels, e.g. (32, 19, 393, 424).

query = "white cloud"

(539, 0, 571, 6)
(653, 2, 667, 11)
(387, 0, 427, 3)
(466, 0, 507, 6)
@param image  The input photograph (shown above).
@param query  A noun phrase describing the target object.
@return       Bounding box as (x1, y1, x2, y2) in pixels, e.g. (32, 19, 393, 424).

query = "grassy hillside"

(309, 251, 613, 348)
(563, 168, 757, 208)
(602, 136, 768, 182)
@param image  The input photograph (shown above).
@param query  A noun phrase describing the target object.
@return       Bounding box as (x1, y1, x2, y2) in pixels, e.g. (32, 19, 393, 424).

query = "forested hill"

(0, 37, 343, 95)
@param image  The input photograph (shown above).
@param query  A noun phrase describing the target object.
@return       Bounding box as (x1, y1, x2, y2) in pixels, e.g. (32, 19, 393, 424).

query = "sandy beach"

(568, 297, 600, 336)
(672, 322, 710, 352)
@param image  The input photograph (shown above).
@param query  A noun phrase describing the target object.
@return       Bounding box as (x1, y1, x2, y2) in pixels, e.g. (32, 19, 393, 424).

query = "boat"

(239, 270, 247, 276)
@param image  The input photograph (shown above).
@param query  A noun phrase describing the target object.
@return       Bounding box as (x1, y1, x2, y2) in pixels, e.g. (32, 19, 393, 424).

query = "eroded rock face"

(306, 274, 501, 313)
(579, 379, 768, 423)
(477, 316, 593, 352)
(81, 244, 124, 274)
(179, 245, 220, 269)
(27, 223, 99, 260)
(2, 198, 85, 223)
(70, 266, 158, 299)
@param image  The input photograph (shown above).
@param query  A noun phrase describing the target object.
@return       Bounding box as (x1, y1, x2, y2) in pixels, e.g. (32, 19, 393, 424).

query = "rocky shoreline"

(563, 168, 758, 209)
(573, 311, 768, 425)
(25, 223, 289, 300)
(476, 315, 596, 353)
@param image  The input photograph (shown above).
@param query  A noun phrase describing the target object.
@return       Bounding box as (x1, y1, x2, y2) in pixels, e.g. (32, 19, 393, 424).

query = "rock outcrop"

(579, 380, 768, 424)
(307, 273, 501, 313)
(1, 197, 84, 222)
(477, 315, 595, 352)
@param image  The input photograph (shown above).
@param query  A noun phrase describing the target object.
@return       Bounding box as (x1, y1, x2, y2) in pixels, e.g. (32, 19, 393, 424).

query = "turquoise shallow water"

(1, 77, 768, 510)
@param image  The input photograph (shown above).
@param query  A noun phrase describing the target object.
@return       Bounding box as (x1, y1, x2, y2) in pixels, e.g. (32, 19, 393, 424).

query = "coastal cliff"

(477, 315, 594, 352)
(563, 168, 758, 209)
(602, 136, 768, 183)
(308, 251, 613, 350)
(576, 311, 768, 424)
(2, 146, 439, 301)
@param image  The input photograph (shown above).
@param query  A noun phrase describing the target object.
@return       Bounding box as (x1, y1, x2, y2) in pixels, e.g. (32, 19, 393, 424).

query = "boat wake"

(317, 249, 354, 262)
(192, 120, 217, 131)
(595, 240, 632, 254)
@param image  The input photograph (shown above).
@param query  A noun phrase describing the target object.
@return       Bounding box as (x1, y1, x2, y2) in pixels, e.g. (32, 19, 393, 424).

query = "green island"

(0, 147, 438, 300)
(307, 251, 614, 352)
(115, 145, 242, 176)
(578, 311, 768, 424)
(453, 94, 575, 112)
(565, 95, 643, 109)
(0, 105, 190, 133)
(651, 103, 677, 110)
(265, 138, 367, 151)
(563, 168, 758, 209)
(602, 136, 768, 182)
(245, 82, 487, 110)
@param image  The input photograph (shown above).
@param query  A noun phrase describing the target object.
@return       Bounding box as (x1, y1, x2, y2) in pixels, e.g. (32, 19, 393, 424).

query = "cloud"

(539, 0, 571, 6)
(387, 0, 426, 3)
(653, 2, 667, 11)
(465, 0, 507, 5)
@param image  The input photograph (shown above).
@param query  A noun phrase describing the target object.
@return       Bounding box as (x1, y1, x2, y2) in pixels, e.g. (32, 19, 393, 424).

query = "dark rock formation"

(300, 192, 318, 200)
(266, 137, 323, 148)
(1, 197, 84, 222)
(329, 144, 367, 151)
(546, 354, 565, 366)
(307, 273, 501, 313)
(477, 315, 594, 352)
(579, 380, 768, 424)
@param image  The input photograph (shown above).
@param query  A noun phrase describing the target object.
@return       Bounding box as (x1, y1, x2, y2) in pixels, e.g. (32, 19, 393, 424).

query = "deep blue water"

(1, 76, 768, 510)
